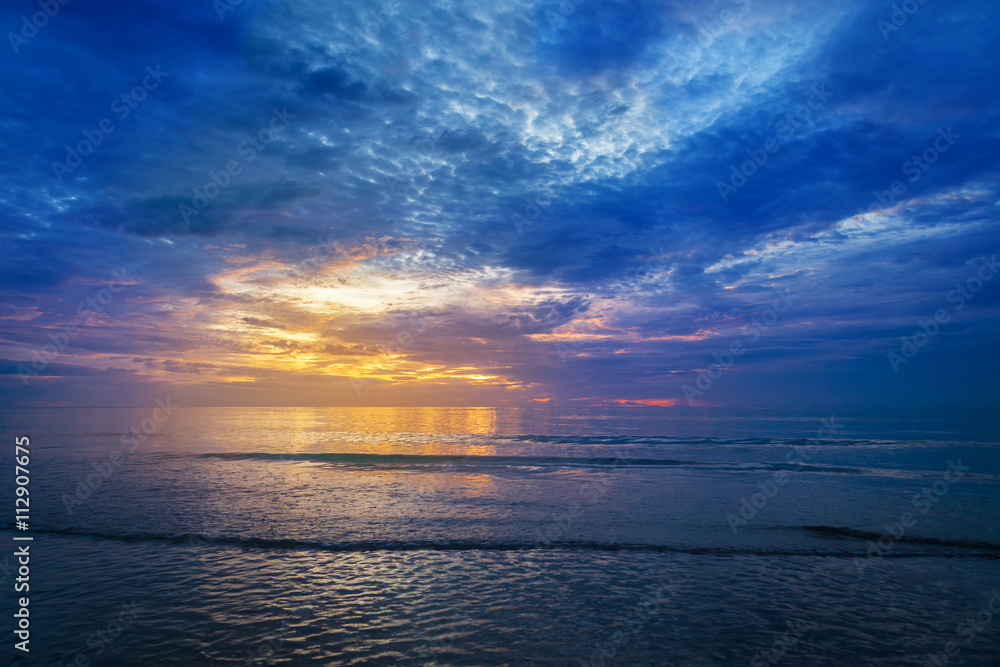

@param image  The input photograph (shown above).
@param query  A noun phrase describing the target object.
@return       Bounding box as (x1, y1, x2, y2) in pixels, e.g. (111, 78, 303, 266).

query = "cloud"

(1, 0, 999, 407)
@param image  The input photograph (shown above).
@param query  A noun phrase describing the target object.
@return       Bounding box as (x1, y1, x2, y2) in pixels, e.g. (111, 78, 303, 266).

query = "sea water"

(1, 407, 998, 665)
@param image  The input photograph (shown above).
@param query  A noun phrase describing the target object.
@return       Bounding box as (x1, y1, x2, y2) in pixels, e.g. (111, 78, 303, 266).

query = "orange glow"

(610, 399, 678, 407)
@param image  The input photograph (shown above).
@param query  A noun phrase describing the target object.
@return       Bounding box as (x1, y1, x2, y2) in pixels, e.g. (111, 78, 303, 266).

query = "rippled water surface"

(1, 407, 998, 665)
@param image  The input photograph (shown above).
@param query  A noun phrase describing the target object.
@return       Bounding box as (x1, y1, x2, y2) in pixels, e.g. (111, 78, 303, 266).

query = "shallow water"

(1, 407, 998, 665)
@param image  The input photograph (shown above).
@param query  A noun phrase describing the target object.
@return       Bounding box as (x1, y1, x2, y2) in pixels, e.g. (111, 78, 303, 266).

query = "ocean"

(1, 407, 998, 665)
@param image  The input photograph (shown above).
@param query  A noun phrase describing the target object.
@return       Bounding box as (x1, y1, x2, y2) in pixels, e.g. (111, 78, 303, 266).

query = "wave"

(9, 527, 1000, 558)
(796, 525, 1000, 551)
(193, 452, 876, 475)
(506, 435, 882, 447)
(187, 452, 998, 479)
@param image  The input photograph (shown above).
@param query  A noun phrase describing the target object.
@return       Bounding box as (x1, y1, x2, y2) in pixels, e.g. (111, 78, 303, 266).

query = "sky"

(1, 0, 999, 408)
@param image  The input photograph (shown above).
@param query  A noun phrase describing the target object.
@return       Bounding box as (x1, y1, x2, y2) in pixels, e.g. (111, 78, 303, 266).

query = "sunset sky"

(2, 0, 999, 408)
